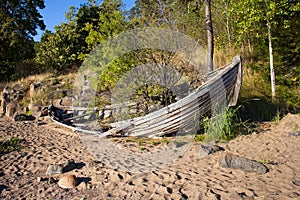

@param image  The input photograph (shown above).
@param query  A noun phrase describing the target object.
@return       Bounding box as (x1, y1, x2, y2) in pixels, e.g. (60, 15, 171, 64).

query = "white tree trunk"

(267, 20, 276, 97)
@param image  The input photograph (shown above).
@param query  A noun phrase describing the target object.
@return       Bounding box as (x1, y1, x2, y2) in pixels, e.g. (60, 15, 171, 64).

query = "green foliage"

(201, 106, 242, 142)
(230, 0, 300, 88)
(34, 22, 85, 72)
(0, 0, 45, 81)
(84, 0, 125, 49)
(0, 136, 23, 154)
(35, 3, 102, 72)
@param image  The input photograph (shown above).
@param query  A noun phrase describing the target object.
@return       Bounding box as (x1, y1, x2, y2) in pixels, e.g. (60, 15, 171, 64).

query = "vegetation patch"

(0, 136, 24, 154)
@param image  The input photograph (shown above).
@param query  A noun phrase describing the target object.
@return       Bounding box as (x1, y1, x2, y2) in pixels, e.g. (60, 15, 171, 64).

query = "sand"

(0, 114, 299, 200)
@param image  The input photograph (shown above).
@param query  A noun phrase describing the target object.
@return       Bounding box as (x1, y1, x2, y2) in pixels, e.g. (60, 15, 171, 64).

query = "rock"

(0, 101, 4, 115)
(14, 114, 35, 121)
(199, 143, 224, 158)
(219, 153, 268, 174)
(103, 109, 112, 119)
(29, 82, 41, 104)
(29, 104, 42, 117)
(40, 107, 48, 117)
(201, 144, 225, 154)
(287, 132, 300, 137)
(77, 182, 87, 191)
(36, 120, 46, 126)
(278, 113, 300, 132)
(60, 96, 72, 106)
(58, 175, 77, 189)
(46, 164, 64, 176)
(37, 177, 42, 182)
(5, 103, 17, 118)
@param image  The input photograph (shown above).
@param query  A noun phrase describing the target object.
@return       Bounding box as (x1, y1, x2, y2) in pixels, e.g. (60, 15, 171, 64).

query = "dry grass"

(214, 47, 240, 68)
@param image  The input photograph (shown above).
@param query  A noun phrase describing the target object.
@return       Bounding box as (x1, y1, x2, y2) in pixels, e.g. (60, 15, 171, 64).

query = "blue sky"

(34, 0, 135, 41)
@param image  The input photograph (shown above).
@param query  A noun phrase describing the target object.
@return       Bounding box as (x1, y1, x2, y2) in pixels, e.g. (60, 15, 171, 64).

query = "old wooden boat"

(48, 55, 242, 138)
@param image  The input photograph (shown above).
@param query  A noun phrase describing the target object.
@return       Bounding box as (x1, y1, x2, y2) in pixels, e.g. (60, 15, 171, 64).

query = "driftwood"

(48, 55, 242, 138)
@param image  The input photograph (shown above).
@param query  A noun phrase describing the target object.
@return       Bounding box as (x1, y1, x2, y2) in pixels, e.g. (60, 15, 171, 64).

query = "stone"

(5, 103, 17, 118)
(278, 113, 300, 132)
(77, 182, 87, 191)
(36, 120, 46, 126)
(14, 114, 35, 121)
(103, 109, 112, 119)
(58, 175, 77, 189)
(199, 143, 224, 158)
(60, 96, 72, 106)
(46, 164, 64, 176)
(29, 104, 42, 117)
(29, 82, 41, 104)
(288, 132, 300, 137)
(40, 107, 48, 117)
(219, 153, 268, 174)
(201, 144, 225, 154)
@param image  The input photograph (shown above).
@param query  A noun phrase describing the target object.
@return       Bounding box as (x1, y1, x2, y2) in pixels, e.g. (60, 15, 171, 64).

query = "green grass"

(195, 106, 251, 142)
(0, 136, 23, 154)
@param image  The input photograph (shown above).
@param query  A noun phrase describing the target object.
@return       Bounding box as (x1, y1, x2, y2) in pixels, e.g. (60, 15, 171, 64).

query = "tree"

(205, 0, 214, 72)
(35, 3, 101, 72)
(229, 0, 300, 97)
(0, 0, 45, 81)
(84, 0, 125, 49)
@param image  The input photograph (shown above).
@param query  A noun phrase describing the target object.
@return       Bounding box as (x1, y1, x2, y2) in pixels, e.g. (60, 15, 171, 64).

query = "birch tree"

(229, 0, 295, 97)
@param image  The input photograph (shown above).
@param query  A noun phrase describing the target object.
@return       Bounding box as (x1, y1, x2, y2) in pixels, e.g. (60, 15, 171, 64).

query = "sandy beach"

(0, 114, 299, 200)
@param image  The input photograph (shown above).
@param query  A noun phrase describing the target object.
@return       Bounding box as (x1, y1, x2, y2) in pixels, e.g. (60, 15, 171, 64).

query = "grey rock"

(219, 153, 268, 174)
(201, 144, 225, 154)
(46, 164, 64, 176)
(288, 132, 300, 137)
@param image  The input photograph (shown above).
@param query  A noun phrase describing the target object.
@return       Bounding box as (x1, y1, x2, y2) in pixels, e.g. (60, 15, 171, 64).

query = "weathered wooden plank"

(50, 56, 242, 138)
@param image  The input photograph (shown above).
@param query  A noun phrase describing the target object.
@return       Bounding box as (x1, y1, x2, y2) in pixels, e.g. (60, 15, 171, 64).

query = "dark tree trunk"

(205, 0, 214, 72)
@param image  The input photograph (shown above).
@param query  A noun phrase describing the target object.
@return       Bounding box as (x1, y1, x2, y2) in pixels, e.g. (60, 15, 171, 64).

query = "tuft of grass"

(139, 146, 146, 151)
(272, 110, 281, 124)
(194, 134, 206, 142)
(206, 106, 241, 142)
(0, 136, 23, 154)
(195, 106, 246, 143)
